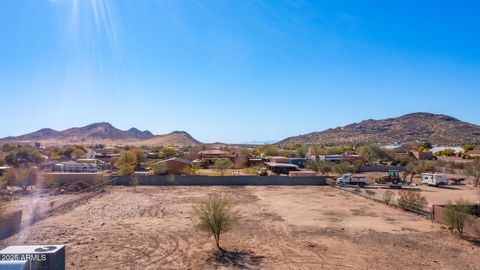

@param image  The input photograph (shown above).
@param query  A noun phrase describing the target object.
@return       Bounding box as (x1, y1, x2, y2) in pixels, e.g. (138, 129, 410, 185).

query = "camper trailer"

(421, 173, 448, 186)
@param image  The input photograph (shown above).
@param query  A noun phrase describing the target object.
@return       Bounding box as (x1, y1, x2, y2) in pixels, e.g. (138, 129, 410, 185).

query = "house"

(265, 162, 298, 175)
(76, 158, 104, 166)
(248, 158, 264, 167)
(198, 149, 229, 159)
(318, 155, 364, 164)
(386, 144, 412, 158)
(267, 156, 291, 164)
(84, 150, 97, 159)
(290, 158, 308, 169)
(198, 149, 231, 167)
(156, 157, 192, 175)
(409, 151, 434, 160)
(53, 161, 98, 173)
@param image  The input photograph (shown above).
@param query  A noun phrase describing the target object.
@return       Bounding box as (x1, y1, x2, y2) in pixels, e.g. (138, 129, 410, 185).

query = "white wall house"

(54, 161, 98, 173)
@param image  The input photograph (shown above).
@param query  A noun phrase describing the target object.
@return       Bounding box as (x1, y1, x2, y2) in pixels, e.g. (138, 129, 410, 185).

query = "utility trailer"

(336, 174, 368, 187)
(421, 173, 448, 186)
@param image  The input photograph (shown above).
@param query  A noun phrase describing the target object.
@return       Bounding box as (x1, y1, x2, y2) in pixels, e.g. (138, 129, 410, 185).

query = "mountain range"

(278, 113, 480, 146)
(1, 113, 479, 147)
(0, 122, 200, 147)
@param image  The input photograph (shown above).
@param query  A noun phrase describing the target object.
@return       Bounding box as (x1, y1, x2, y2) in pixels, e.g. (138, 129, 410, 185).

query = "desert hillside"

(0, 123, 201, 147)
(278, 113, 480, 146)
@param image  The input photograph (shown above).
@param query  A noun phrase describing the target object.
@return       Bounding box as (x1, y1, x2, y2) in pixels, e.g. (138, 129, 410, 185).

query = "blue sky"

(1, 1, 479, 143)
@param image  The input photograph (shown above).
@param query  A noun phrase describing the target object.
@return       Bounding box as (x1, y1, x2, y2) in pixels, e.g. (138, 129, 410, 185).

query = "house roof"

(157, 157, 192, 165)
(265, 162, 298, 168)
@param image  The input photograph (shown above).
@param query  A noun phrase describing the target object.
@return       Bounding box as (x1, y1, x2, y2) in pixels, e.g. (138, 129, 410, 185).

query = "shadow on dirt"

(206, 249, 265, 269)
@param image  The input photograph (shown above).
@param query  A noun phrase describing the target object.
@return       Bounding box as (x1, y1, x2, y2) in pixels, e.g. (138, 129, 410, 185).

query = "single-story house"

(248, 158, 264, 167)
(290, 158, 308, 169)
(409, 151, 434, 160)
(77, 159, 105, 166)
(198, 150, 230, 159)
(53, 161, 98, 173)
(156, 157, 192, 175)
(318, 155, 364, 164)
(266, 156, 291, 164)
(265, 162, 299, 175)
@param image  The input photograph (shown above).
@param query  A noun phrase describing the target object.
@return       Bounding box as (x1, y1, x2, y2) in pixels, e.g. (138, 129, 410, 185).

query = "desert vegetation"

(192, 194, 240, 251)
(443, 198, 473, 236)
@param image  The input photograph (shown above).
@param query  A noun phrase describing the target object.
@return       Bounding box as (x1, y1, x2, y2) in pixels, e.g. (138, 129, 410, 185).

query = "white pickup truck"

(336, 174, 368, 187)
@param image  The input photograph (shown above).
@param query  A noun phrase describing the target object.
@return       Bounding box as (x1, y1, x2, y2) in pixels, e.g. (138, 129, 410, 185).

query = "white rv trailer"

(421, 173, 448, 186)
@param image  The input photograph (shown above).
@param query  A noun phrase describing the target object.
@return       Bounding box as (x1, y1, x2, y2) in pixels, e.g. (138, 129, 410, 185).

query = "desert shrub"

(307, 160, 333, 175)
(41, 174, 57, 189)
(443, 199, 472, 236)
(3, 166, 38, 192)
(116, 150, 137, 176)
(333, 162, 356, 176)
(213, 158, 233, 176)
(397, 190, 427, 211)
(464, 159, 480, 187)
(181, 163, 200, 175)
(383, 190, 394, 205)
(192, 194, 240, 251)
(244, 166, 264, 176)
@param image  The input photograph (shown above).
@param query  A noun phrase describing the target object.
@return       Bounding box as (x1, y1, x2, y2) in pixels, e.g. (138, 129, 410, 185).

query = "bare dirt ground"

(1, 186, 479, 269)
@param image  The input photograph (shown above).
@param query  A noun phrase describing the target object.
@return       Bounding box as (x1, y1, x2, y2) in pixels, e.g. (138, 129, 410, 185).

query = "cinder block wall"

(0, 211, 22, 240)
(112, 175, 326, 186)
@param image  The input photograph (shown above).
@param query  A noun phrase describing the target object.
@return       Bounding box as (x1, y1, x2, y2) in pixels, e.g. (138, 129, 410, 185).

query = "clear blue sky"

(1, 1, 480, 143)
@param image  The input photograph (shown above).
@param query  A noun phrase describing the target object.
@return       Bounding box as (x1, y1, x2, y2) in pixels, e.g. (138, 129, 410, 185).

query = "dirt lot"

(1, 186, 479, 269)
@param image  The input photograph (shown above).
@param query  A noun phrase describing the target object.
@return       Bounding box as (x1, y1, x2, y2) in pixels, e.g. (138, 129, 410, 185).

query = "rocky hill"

(132, 131, 202, 147)
(278, 113, 480, 146)
(0, 123, 201, 147)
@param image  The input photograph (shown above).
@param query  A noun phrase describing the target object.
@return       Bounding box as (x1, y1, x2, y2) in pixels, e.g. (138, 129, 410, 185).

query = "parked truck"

(421, 173, 448, 186)
(336, 174, 368, 187)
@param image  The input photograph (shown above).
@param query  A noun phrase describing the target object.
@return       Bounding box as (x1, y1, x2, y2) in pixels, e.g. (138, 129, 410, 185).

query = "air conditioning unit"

(0, 245, 65, 270)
